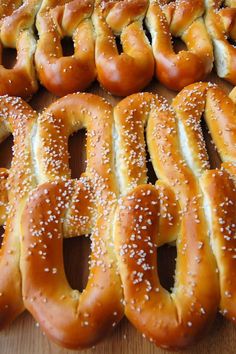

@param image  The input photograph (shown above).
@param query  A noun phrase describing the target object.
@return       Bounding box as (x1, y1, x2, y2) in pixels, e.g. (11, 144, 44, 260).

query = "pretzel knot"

(205, 0, 236, 85)
(21, 93, 123, 349)
(0, 0, 39, 98)
(93, 0, 154, 96)
(0, 95, 37, 328)
(146, 0, 213, 91)
(35, 0, 96, 97)
(113, 84, 236, 349)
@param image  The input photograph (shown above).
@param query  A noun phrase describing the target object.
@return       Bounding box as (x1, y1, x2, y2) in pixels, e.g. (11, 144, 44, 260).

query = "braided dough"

(113, 83, 236, 349)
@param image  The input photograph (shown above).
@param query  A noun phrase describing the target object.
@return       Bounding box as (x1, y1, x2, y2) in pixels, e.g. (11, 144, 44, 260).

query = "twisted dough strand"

(0, 0, 40, 98)
(0, 95, 37, 328)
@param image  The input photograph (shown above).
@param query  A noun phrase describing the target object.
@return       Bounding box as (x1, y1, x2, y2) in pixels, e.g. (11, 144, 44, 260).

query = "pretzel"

(0, 0, 39, 98)
(145, 0, 213, 91)
(205, 0, 236, 85)
(92, 0, 154, 96)
(0, 95, 38, 328)
(35, 0, 96, 97)
(21, 93, 124, 349)
(113, 83, 236, 348)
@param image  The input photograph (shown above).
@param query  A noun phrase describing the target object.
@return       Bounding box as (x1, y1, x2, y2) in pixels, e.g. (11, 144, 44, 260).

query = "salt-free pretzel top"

(113, 83, 236, 349)
(35, 0, 96, 97)
(0, 95, 38, 328)
(0, 0, 40, 98)
(93, 0, 154, 96)
(205, 0, 236, 85)
(145, 0, 213, 91)
(21, 93, 124, 349)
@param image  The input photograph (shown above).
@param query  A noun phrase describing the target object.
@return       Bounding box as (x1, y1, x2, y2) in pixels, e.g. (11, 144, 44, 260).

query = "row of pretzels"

(0, 0, 236, 98)
(0, 82, 236, 349)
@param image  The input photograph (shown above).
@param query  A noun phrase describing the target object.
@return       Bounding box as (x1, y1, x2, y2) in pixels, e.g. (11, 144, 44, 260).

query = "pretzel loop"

(146, 0, 213, 91)
(21, 93, 124, 349)
(35, 0, 96, 96)
(93, 0, 154, 96)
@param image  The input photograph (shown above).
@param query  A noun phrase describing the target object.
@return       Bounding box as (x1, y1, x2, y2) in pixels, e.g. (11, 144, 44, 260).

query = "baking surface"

(0, 73, 236, 354)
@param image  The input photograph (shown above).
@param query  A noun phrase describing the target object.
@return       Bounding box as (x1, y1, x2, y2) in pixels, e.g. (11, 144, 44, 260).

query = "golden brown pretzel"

(113, 83, 236, 348)
(0, 0, 40, 98)
(92, 0, 154, 96)
(205, 0, 236, 85)
(145, 0, 213, 91)
(21, 93, 124, 349)
(35, 0, 96, 96)
(0, 95, 37, 328)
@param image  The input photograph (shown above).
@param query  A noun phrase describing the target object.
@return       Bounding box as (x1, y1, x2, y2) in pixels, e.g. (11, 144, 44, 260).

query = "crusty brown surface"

(35, 0, 96, 96)
(0, 0, 40, 98)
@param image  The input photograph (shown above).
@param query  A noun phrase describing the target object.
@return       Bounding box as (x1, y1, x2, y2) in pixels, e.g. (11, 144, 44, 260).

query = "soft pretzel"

(92, 0, 154, 96)
(205, 0, 236, 85)
(21, 93, 124, 349)
(0, 0, 39, 98)
(0, 95, 37, 328)
(113, 83, 236, 349)
(35, 0, 96, 96)
(145, 0, 213, 91)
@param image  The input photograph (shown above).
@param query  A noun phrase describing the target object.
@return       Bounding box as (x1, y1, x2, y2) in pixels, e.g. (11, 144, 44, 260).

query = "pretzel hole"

(146, 146, 157, 184)
(143, 23, 152, 44)
(68, 129, 86, 179)
(63, 235, 91, 292)
(115, 36, 123, 55)
(172, 38, 187, 54)
(227, 36, 235, 46)
(0, 135, 13, 169)
(2, 47, 17, 69)
(200, 119, 222, 169)
(61, 37, 74, 57)
(157, 245, 176, 291)
(0, 226, 4, 248)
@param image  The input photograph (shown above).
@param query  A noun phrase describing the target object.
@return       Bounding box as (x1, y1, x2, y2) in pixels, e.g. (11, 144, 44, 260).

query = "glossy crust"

(205, 0, 236, 85)
(35, 0, 96, 96)
(114, 83, 236, 349)
(146, 0, 213, 91)
(0, 95, 37, 328)
(0, 0, 40, 98)
(21, 93, 124, 349)
(93, 0, 154, 96)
